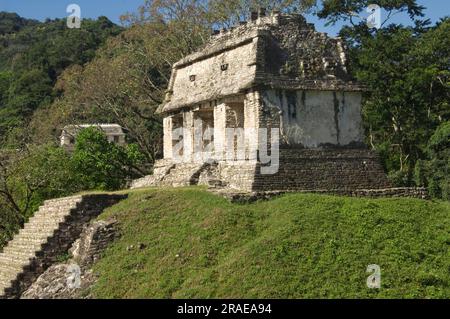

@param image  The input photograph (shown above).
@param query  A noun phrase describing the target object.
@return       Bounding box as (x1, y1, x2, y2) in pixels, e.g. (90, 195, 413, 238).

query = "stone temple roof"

(62, 124, 125, 136)
(161, 11, 365, 114)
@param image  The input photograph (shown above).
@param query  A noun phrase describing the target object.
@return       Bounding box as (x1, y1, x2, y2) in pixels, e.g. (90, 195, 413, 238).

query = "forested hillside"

(0, 13, 122, 142)
(0, 12, 39, 35)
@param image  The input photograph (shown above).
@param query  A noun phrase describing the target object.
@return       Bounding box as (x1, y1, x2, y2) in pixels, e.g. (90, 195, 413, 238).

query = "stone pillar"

(163, 116, 173, 160)
(244, 91, 261, 161)
(183, 111, 194, 162)
(193, 113, 203, 163)
(225, 103, 246, 161)
(214, 103, 227, 161)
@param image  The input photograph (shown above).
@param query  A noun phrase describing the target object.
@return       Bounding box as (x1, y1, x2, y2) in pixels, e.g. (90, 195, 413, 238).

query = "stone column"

(244, 91, 261, 161)
(193, 113, 203, 163)
(163, 116, 173, 160)
(183, 111, 194, 162)
(214, 103, 227, 161)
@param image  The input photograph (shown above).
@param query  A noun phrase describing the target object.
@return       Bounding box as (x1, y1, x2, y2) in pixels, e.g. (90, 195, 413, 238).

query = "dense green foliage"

(72, 128, 145, 190)
(357, 21, 448, 184)
(0, 12, 38, 35)
(0, 14, 122, 142)
(91, 188, 450, 298)
(416, 121, 450, 200)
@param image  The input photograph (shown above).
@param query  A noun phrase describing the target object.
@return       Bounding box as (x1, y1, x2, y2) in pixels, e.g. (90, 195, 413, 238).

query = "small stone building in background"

(132, 10, 394, 193)
(60, 124, 126, 152)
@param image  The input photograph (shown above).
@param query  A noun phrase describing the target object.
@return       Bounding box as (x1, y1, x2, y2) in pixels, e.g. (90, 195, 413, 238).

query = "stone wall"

(165, 36, 257, 111)
(262, 90, 363, 148)
(131, 159, 175, 188)
(134, 148, 393, 193)
(218, 187, 429, 203)
(217, 161, 257, 191)
(216, 148, 392, 192)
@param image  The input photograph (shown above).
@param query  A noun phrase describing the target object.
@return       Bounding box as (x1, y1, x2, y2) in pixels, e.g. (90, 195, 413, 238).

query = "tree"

(317, 1, 449, 189)
(0, 71, 12, 106)
(317, 0, 425, 28)
(0, 144, 78, 221)
(0, 12, 38, 35)
(416, 121, 450, 200)
(71, 127, 145, 191)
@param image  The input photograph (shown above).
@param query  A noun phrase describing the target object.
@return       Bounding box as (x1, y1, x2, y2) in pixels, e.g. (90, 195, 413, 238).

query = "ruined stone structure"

(60, 124, 126, 152)
(0, 194, 126, 298)
(133, 10, 394, 192)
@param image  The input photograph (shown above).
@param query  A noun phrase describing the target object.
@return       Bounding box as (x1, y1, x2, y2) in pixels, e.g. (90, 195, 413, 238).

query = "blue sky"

(0, 0, 448, 35)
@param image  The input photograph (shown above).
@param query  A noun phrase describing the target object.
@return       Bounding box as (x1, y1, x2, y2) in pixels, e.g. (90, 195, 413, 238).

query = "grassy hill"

(90, 187, 449, 299)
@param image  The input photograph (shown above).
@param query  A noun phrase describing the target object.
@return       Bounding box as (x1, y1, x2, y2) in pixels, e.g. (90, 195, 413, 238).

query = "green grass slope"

(91, 187, 450, 299)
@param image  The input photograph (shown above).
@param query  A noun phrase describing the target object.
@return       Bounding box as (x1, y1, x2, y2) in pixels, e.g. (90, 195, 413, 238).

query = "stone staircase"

(131, 159, 176, 188)
(0, 194, 126, 298)
(159, 163, 208, 186)
(132, 160, 221, 189)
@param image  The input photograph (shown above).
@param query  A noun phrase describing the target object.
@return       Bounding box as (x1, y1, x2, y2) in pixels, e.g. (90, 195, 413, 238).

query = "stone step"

(37, 205, 77, 213)
(0, 287, 9, 296)
(20, 222, 64, 232)
(34, 210, 74, 218)
(24, 217, 66, 226)
(43, 196, 82, 205)
(0, 271, 19, 284)
(0, 255, 28, 267)
(0, 276, 15, 289)
(0, 280, 13, 291)
(0, 262, 22, 273)
(21, 224, 63, 233)
(30, 210, 74, 220)
(2, 244, 40, 255)
(2, 244, 40, 256)
(0, 261, 24, 274)
(10, 232, 54, 243)
(32, 210, 70, 218)
(0, 254, 35, 267)
(40, 201, 78, 208)
(34, 205, 77, 216)
(0, 253, 32, 265)
(1, 247, 41, 259)
(30, 215, 71, 223)
(18, 225, 57, 235)
(23, 219, 64, 227)
(10, 231, 54, 243)
(5, 239, 44, 250)
(29, 208, 71, 217)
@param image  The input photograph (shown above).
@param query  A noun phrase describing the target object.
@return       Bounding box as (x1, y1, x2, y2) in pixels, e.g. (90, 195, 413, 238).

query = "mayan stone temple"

(133, 10, 400, 194)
